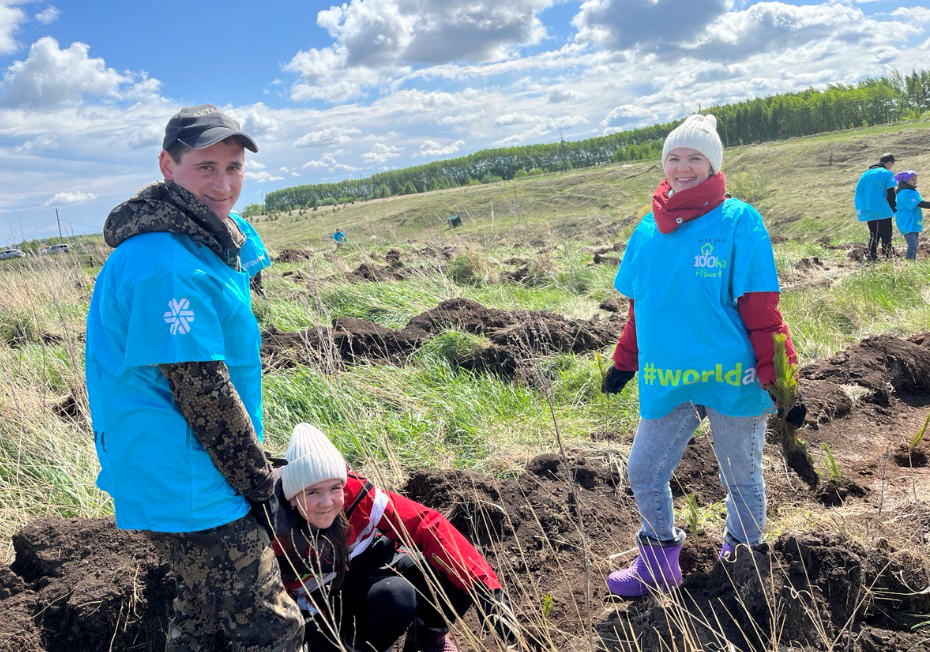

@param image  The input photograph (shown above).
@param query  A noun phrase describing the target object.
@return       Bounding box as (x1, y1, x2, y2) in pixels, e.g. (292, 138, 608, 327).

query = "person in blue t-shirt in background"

(854, 153, 897, 261)
(893, 170, 930, 260)
(229, 211, 272, 297)
(85, 105, 303, 651)
(600, 114, 806, 597)
(333, 228, 347, 246)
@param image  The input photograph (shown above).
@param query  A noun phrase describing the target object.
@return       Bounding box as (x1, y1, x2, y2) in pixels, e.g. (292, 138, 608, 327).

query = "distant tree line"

(255, 69, 930, 215)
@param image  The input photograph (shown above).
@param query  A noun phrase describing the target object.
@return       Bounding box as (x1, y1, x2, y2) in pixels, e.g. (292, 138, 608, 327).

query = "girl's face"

(290, 479, 346, 529)
(664, 147, 713, 193)
(911, 175, 919, 186)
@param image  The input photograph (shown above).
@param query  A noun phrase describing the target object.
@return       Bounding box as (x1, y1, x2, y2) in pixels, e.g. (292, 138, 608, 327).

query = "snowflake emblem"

(164, 298, 195, 335)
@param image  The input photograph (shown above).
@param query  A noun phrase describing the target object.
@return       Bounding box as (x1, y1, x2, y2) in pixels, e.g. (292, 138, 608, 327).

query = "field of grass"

(1, 120, 929, 651)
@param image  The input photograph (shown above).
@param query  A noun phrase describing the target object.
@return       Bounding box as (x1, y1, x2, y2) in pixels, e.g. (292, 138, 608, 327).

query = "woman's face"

(664, 147, 713, 193)
(290, 479, 346, 529)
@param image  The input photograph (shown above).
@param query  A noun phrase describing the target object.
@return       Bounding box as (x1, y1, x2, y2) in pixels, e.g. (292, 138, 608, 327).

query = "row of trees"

(255, 69, 930, 215)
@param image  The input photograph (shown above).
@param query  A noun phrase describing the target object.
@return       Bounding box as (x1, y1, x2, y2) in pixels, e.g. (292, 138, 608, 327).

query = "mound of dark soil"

(275, 248, 313, 263)
(346, 262, 406, 282)
(803, 333, 930, 409)
(600, 534, 930, 652)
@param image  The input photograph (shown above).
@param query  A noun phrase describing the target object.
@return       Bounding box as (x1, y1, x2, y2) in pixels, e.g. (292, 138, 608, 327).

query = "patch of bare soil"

(780, 254, 856, 291)
(275, 248, 313, 263)
(262, 298, 624, 377)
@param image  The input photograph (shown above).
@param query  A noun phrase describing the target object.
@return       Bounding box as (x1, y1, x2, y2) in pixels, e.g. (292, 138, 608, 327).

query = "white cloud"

(36, 5, 60, 24)
(284, 0, 557, 102)
(420, 138, 465, 156)
(0, 3, 26, 55)
(361, 142, 403, 163)
(13, 133, 58, 153)
(495, 112, 536, 126)
(244, 170, 285, 183)
(549, 115, 587, 129)
(494, 123, 551, 146)
(302, 151, 346, 169)
(0, 37, 149, 107)
(294, 126, 362, 147)
(548, 88, 584, 104)
(245, 159, 266, 170)
(331, 162, 361, 172)
(229, 102, 281, 137)
(44, 190, 95, 206)
(892, 7, 930, 24)
(600, 104, 657, 130)
(126, 123, 162, 149)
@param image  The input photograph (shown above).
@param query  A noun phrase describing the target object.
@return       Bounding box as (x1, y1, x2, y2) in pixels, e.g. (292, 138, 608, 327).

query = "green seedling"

(907, 411, 930, 453)
(820, 443, 842, 483)
(540, 593, 554, 622)
(682, 494, 702, 534)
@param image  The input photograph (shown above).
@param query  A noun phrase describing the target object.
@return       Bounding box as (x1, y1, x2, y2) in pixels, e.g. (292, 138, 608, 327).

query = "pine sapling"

(820, 443, 842, 483)
(771, 333, 818, 487)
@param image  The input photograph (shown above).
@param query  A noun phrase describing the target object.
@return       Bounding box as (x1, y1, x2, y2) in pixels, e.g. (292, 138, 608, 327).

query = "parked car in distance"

(0, 248, 27, 260)
(40, 244, 71, 255)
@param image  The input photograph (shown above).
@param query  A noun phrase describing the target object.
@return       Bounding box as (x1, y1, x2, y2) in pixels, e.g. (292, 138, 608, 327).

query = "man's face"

(159, 139, 245, 219)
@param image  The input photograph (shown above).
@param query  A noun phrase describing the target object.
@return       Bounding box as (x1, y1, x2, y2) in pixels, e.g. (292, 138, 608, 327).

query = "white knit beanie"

(281, 423, 348, 500)
(662, 114, 723, 173)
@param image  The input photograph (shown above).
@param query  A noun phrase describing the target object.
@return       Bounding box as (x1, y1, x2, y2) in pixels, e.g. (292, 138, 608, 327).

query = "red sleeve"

(737, 291, 797, 386)
(611, 299, 639, 371)
(376, 488, 501, 593)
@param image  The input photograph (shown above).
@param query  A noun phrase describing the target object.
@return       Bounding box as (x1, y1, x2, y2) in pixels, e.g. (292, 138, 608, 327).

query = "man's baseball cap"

(162, 104, 258, 153)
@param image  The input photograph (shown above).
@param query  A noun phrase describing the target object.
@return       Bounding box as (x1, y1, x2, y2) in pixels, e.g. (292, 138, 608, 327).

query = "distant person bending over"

(893, 170, 930, 260)
(854, 153, 897, 261)
(85, 105, 303, 651)
(333, 228, 347, 246)
(272, 424, 518, 652)
(600, 114, 805, 597)
(230, 211, 272, 297)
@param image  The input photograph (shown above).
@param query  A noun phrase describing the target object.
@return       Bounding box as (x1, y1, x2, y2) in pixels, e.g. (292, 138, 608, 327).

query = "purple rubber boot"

(719, 541, 736, 561)
(606, 541, 683, 597)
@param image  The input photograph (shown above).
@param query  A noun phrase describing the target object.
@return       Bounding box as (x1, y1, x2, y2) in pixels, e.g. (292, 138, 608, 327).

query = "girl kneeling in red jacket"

(272, 423, 516, 652)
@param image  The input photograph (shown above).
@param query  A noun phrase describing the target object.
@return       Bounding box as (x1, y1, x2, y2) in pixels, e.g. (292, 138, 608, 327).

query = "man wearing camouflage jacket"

(85, 105, 303, 652)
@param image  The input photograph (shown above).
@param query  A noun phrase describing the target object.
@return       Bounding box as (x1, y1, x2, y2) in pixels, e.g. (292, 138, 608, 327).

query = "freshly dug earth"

(261, 298, 623, 376)
(5, 333, 930, 652)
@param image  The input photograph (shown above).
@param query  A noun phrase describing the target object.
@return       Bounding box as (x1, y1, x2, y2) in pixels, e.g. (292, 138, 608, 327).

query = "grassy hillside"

(256, 118, 930, 249)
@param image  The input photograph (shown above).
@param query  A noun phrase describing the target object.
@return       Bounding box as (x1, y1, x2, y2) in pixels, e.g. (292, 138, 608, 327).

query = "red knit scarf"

(652, 172, 727, 234)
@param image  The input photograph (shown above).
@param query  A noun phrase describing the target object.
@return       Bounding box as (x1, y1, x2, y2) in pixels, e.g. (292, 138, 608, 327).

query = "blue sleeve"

(898, 189, 920, 211)
(730, 204, 780, 299)
(614, 230, 639, 299)
(122, 271, 227, 367)
(883, 170, 896, 190)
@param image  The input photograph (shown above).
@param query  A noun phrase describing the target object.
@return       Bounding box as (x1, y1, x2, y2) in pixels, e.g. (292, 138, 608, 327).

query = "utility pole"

(55, 208, 63, 239)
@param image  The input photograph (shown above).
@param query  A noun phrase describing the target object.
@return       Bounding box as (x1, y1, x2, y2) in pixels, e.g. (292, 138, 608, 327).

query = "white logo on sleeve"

(164, 298, 195, 335)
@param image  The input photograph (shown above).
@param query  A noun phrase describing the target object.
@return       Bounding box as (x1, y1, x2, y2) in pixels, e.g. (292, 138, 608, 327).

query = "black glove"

(768, 390, 808, 428)
(477, 588, 519, 645)
(601, 366, 636, 395)
(248, 493, 280, 543)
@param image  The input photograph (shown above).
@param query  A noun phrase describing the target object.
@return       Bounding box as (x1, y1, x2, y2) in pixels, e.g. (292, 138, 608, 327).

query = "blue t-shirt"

(894, 188, 924, 234)
(854, 167, 895, 222)
(615, 199, 778, 420)
(85, 232, 263, 532)
(229, 212, 271, 278)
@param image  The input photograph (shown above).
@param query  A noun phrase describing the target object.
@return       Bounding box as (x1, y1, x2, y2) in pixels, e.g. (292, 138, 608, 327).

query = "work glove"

(768, 390, 808, 428)
(601, 366, 636, 395)
(248, 493, 280, 544)
(477, 588, 520, 646)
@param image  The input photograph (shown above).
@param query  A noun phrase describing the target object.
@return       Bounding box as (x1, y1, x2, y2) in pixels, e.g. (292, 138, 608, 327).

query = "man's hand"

(601, 367, 636, 395)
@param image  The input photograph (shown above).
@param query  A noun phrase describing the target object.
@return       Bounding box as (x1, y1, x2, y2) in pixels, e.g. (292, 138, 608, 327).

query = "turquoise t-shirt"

(615, 199, 778, 420)
(229, 212, 271, 278)
(894, 188, 924, 234)
(85, 232, 263, 532)
(855, 167, 895, 222)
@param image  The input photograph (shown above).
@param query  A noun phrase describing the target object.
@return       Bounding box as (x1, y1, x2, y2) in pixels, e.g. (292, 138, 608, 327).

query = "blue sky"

(0, 0, 928, 242)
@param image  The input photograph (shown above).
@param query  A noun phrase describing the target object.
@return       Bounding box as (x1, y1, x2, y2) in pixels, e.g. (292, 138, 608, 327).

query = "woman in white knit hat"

(271, 423, 517, 652)
(600, 114, 805, 596)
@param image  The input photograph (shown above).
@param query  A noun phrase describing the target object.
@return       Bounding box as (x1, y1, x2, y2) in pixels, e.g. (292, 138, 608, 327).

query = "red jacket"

(272, 471, 500, 610)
